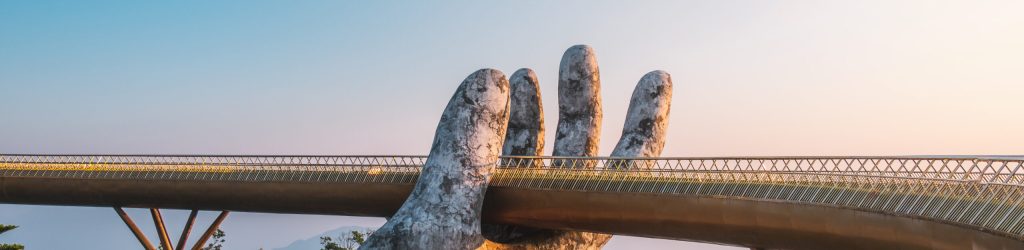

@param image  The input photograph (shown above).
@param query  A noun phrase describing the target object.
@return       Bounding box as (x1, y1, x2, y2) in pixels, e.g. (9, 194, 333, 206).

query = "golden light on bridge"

(367, 167, 384, 175)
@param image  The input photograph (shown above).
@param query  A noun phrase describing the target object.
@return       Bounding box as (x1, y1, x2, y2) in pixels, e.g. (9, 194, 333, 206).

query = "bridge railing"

(0, 154, 429, 184)
(3, 154, 1024, 239)
(2, 155, 1022, 187)
(2, 154, 1022, 188)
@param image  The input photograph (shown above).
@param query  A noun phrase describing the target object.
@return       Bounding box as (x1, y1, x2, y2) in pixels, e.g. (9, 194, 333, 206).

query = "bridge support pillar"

(150, 208, 174, 250)
(112, 207, 229, 250)
(175, 209, 199, 250)
(114, 207, 156, 250)
(191, 211, 229, 250)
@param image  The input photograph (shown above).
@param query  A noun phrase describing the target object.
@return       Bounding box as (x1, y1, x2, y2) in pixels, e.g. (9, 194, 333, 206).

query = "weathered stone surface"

(502, 68, 545, 159)
(360, 69, 510, 250)
(610, 70, 673, 169)
(552, 45, 602, 164)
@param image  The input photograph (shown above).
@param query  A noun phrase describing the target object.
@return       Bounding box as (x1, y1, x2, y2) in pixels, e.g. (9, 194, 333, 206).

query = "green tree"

(0, 224, 24, 250)
(201, 229, 226, 250)
(320, 230, 372, 250)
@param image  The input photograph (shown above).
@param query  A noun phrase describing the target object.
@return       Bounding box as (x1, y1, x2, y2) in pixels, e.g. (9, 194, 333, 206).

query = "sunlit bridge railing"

(3, 154, 1024, 240)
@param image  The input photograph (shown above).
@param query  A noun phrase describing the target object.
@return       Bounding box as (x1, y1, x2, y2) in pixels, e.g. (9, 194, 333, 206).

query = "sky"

(1, 1, 1023, 249)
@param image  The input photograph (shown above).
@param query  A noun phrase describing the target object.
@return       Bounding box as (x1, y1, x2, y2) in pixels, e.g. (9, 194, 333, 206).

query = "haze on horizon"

(1, 1, 1023, 249)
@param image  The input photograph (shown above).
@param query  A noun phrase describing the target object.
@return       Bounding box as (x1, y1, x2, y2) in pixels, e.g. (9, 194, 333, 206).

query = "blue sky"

(2, 1, 1023, 249)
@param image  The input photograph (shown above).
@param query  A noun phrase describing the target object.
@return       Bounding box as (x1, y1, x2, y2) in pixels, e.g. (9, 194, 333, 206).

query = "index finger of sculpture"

(361, 68, 510, 250)
(501, 68, 544, 168)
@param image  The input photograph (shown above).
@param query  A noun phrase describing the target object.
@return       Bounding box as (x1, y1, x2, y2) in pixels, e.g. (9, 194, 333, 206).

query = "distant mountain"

(274, 226, 372, 250)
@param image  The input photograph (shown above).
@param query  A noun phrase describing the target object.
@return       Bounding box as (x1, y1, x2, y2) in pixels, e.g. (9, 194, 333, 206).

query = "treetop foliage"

(320, 230, 373, 250)
(0, 224, 24, 250)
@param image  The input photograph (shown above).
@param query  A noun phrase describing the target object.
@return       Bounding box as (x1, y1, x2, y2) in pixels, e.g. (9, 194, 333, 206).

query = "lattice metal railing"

(0, 155, 426, 183)
(2, 154, 1024, 239)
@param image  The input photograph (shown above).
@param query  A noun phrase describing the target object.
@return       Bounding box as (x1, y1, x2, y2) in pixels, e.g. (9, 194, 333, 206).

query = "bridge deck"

(2, 155, 1024, 249)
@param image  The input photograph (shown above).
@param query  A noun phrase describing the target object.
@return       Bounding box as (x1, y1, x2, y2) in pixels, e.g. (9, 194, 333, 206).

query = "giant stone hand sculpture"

(364, 45, 672, 250)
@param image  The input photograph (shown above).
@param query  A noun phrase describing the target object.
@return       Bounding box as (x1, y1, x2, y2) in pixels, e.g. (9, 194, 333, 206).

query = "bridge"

(2, 154, 1024, 249)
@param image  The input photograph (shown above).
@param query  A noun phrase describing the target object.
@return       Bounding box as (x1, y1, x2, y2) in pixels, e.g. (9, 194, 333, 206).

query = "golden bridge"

(3, 154, 1024, 249)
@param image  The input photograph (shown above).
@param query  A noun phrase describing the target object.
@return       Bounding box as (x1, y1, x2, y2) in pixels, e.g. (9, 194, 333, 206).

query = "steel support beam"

(175, 209, 199, 250)
(191, 211, 229, 250)
(150, 208, 174, 250)
(114, 207, 156, 250)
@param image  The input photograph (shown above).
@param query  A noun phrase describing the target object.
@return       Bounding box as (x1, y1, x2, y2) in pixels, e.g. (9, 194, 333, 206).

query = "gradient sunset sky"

(2, 1, 1023, 249)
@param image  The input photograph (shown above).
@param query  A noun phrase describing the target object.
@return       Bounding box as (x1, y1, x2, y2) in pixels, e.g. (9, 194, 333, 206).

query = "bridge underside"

(2, 176, 1020, 250)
